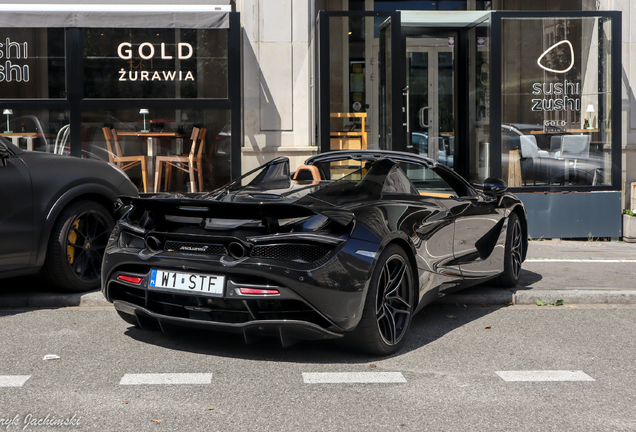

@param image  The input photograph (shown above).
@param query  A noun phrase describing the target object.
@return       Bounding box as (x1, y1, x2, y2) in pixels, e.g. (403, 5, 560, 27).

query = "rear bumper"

(102, 231, 382, 332)
(114, 300, 343, 346)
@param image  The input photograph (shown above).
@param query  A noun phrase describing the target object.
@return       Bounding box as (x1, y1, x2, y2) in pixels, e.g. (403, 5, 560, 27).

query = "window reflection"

(469, 23, 490, 184)
(82, 109, 231, 193)
(501, 16, 612, 188)
(0, 109, 70, 154)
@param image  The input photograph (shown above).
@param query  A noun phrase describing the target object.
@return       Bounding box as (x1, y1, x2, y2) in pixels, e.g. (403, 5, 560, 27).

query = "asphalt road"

(3, 240, 636, 309)
(1, 304, 635, 431)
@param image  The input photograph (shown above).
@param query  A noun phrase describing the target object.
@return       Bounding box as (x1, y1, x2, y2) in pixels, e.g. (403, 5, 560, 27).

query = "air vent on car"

(250, 244, 331, 263)
(120, 232, 146, 250)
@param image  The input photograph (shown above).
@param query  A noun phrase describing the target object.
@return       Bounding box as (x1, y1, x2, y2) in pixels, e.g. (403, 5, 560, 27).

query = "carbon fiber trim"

(120, 232, 145, 250)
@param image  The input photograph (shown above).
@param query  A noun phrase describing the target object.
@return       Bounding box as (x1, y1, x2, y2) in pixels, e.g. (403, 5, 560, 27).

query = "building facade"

(0, 0, 633, 239)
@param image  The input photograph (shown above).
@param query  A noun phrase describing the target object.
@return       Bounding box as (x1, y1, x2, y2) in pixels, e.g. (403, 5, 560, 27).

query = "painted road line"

(496, 370, 595, 382)
(303, 372, 406, 384)
(0, 375, 30, 387)
(120, 373, 213, 385)
(527, 259, 636, 263)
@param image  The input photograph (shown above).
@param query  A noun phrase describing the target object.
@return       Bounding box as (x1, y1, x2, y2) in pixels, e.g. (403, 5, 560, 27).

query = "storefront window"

(501, 16, 613, 188)
(0, 108, 70, 153)
(0, 8, 239, 186)
(82, 109, 231, 193)
(0, 28, 65, 99)
(83, 28, 228, 99)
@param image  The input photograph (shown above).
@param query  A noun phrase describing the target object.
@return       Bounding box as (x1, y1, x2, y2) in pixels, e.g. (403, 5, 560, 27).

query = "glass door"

(378, 17, 393, 150)
(318, 11, 402, 153)
(406, 37, 456, 169)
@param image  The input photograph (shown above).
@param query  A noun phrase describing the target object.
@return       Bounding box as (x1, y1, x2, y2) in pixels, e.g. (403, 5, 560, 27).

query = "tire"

(42, 200, 115, 293)
(343, 244, 415, 356)
(492, 212, 523, 288)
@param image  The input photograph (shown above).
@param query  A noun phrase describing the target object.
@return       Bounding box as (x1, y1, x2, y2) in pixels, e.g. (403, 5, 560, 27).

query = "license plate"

(149, 269, 225, 296)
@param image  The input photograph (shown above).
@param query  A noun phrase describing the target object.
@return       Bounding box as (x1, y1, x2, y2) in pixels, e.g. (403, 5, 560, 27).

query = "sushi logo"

(537, 40, 574, 74)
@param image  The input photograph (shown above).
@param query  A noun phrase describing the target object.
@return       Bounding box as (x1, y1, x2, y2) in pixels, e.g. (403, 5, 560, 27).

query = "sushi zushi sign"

(0, 38, 29, 83)
(531, 40, 581, 113)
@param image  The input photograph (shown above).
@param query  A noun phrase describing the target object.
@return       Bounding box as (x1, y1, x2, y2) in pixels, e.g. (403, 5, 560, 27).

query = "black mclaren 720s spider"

(102, 151, 528, 355)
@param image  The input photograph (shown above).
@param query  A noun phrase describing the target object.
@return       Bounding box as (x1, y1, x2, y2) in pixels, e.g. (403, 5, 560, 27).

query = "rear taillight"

(117, 275, 143, 285)
(239, 288, 280, 296)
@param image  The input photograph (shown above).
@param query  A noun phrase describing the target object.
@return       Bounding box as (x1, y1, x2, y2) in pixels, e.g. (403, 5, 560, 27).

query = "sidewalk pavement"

(439, 240, 636, 306)
(1, 240, 636, 308)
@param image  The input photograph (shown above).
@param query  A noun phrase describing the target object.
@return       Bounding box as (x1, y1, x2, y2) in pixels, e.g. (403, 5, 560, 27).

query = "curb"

(3, 288, 636, 309)
(436, 287, 636, 306)
(511, 289, 636, 305)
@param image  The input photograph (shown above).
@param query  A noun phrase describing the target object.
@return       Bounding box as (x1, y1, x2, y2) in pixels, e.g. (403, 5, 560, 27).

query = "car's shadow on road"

(515, 268, 543, 289)
(122, 303, 508, 364)
(0, 274, 98, 317)
(475, 268, 542, 292)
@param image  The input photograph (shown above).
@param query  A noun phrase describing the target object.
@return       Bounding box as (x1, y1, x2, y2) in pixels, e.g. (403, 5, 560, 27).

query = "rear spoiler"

(120, 196, 355, 226)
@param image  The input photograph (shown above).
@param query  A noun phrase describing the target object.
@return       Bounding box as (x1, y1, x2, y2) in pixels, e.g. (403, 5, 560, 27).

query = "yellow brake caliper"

(67, 220, 80, 264)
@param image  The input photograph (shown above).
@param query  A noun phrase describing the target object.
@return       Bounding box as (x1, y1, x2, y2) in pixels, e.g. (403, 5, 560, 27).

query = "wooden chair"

(102, 127, 148, 193)
(154, 127, 207, 193)
(195, 128, 207, 191)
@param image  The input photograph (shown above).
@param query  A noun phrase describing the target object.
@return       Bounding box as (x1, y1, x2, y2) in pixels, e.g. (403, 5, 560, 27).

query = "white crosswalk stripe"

(302, 372, 406, 384)
(527, 259, 636, 263)
(119, 373, 213, 385)
(2, 371, 600, 387)
(0, 375, 31, 387)
(496, 370, 595, 382)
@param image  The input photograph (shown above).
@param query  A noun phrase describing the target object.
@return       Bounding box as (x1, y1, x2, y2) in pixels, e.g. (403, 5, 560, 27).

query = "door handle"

(419, 107, 432, 128)
(402, 86, 410, 133)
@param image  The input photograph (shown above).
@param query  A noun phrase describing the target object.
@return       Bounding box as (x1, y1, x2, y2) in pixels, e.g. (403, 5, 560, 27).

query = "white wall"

(238, 0, 316, 173)
(599, 0, 636, 208)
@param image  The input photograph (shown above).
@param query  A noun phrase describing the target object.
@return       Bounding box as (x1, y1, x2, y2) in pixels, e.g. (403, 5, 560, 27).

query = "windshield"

(304, 159, 399, 206)
(311, 157, 377, 181)
(204, 157, 291, 199)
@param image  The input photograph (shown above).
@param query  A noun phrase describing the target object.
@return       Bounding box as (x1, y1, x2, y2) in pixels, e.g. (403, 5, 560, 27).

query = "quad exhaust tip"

(228, 242, 246, 259)
(146, 236, 162, 252)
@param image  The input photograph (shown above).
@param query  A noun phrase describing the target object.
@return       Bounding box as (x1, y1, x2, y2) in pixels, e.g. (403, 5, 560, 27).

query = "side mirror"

(483, 177, 507, 197)
(0, 142, 10, 167)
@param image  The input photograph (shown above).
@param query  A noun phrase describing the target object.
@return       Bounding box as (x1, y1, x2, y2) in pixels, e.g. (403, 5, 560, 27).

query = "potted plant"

(624, 209, 636, 243)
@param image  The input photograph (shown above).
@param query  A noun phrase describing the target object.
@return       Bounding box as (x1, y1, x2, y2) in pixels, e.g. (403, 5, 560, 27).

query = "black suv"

(0, 138, 138, 292)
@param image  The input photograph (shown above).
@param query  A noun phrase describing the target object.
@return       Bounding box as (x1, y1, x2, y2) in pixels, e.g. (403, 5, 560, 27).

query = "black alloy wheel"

(43, 200, 114, 292)
(343, 244, 415, 355)
(376, 254, 412, 346)
(493, 212, 523, 288)
(510, 215, 523, 281)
